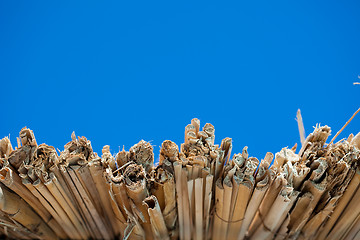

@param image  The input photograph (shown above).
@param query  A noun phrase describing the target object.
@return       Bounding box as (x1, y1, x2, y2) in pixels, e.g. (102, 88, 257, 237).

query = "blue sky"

(1, 1, 359, 162)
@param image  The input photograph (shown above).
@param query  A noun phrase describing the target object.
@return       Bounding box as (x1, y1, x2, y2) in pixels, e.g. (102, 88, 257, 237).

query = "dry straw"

(0, 112, 359, 240)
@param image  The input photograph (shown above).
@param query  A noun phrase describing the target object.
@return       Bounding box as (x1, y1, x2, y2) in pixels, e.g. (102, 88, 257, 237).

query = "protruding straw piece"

(296, 109, 306, 146)
(328, 107, 360, 146)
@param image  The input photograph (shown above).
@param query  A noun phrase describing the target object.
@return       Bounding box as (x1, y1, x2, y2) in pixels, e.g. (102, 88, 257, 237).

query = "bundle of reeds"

(0, 115, 359, 240)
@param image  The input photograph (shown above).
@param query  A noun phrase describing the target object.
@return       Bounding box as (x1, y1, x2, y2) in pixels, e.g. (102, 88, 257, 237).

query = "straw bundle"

(0, 116, 359, 239)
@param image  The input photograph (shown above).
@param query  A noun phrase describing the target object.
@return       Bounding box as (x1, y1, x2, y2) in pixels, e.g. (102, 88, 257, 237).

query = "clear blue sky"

(1, 1, 359, 162)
